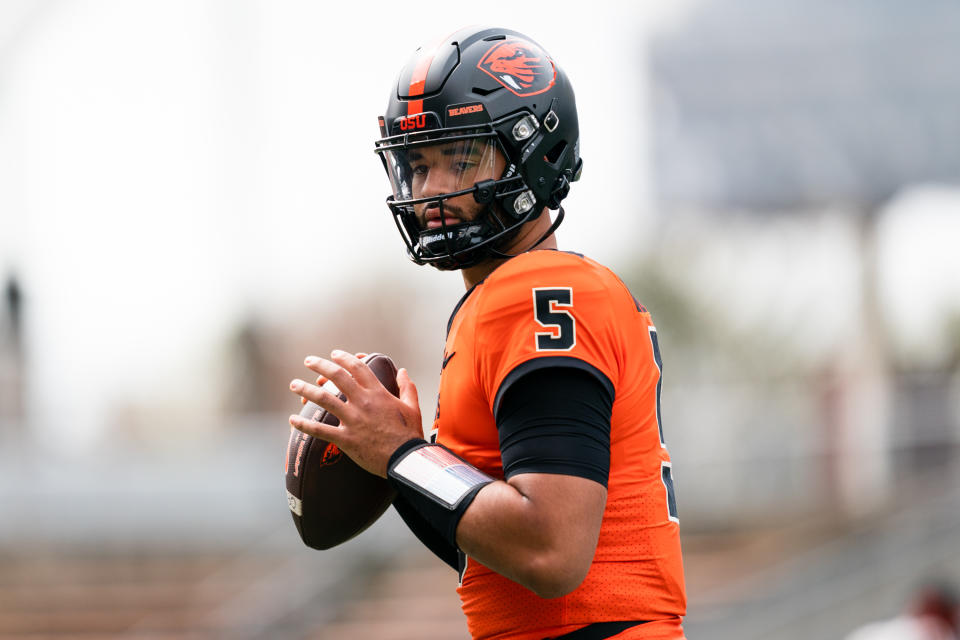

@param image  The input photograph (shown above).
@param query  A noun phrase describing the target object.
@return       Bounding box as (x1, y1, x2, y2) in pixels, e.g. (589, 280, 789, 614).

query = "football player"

(289, 26, 687, 639)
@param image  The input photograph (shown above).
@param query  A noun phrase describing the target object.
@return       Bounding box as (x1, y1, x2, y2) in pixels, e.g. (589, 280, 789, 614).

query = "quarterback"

(289, 26, 687, 639)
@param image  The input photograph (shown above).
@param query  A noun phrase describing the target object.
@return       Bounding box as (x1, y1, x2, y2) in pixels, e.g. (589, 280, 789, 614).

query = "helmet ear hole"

(544, 140, 568, 166)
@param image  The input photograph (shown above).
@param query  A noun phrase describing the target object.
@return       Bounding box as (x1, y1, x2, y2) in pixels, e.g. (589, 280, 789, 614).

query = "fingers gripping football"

(300, 352, 368, 405)
(289, 350, 423, 478)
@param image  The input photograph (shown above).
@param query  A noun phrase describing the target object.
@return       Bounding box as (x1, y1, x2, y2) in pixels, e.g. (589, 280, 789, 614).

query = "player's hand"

(300, 352, 367, 404)
(288, 350, 423, 478)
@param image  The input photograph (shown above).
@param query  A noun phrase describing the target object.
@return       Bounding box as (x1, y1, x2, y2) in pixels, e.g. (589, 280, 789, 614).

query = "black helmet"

(374, 26, 583, 270)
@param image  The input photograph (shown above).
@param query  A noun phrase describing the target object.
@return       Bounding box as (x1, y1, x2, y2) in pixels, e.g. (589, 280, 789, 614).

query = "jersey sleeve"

(472, 253, 623, 415)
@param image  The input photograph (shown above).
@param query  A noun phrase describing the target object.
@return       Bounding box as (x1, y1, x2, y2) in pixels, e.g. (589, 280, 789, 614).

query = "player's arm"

(456, 472, 606, 599)
(460, 365, 611, 598)
(287, 349, 614, 596)
(387, 365, 613, 598)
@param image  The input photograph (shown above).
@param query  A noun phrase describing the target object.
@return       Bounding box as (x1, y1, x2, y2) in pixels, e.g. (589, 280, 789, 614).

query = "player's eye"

(411, 164, 429, 176)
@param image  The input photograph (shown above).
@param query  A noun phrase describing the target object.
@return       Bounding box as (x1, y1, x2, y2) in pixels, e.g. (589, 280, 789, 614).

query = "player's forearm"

(455, 474, 606, 599)
(386, 441, 607, 598)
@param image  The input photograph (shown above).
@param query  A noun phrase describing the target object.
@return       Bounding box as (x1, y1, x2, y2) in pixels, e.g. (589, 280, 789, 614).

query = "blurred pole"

(0, 273, 24, 434)
(829, 206, 893, 515)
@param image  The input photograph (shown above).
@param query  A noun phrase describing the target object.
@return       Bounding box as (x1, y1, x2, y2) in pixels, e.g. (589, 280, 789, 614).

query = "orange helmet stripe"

(406, 52, 431, 116)
(406, 27, 471, 116)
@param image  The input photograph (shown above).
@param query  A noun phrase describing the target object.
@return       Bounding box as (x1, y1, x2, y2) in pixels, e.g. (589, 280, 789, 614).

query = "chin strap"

(486, 206, 565, 261)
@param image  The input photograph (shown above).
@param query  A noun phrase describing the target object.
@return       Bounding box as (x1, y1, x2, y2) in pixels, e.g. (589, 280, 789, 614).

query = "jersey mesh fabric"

(433, 251, 686, 640)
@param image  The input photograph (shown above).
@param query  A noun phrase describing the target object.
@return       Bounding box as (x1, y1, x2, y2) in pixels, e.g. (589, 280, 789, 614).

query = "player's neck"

(460, 212, 558, 289)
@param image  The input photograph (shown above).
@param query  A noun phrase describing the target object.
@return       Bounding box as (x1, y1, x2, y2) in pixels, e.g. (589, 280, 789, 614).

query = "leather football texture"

(285, 353, 399, 549)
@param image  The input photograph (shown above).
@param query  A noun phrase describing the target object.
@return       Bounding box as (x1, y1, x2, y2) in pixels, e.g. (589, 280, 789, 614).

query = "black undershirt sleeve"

(392, 493, 459, 570)
(495, 363, 614, 487)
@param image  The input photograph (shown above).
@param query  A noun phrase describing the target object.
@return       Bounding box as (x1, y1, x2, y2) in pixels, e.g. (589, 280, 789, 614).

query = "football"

(285, 352, 399, 550)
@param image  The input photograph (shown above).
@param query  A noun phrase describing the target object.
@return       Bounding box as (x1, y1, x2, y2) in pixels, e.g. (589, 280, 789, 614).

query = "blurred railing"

(0, 367, 956, 637)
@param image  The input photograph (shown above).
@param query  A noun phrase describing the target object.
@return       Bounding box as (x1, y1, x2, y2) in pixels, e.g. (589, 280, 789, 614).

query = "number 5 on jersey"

(533, 288, 575, 351)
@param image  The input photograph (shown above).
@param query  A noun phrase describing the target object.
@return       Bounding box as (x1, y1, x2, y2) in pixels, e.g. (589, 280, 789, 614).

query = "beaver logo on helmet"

(477, 39, 556, 97)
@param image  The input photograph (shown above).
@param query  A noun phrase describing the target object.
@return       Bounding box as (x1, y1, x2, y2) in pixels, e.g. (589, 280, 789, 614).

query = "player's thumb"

(397, 368, 419, 409)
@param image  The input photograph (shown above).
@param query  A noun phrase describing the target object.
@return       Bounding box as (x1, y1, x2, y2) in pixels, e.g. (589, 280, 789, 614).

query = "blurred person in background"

(846, 580, 959, 640)
(288, 26, 687, 640)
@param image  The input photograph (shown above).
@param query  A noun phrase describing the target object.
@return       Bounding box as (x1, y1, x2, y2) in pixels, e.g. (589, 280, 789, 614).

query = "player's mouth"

(426, 217, 462, 229)
(424, 205, 463, 229)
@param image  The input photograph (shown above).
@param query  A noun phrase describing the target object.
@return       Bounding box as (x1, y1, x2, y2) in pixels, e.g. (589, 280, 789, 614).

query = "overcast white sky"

(0, 0, 700, 447)
(2, 0, 958, 450)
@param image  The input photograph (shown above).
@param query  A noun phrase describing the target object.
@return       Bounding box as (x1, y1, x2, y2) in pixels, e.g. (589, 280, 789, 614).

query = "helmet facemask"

(376, 126, 534, 270)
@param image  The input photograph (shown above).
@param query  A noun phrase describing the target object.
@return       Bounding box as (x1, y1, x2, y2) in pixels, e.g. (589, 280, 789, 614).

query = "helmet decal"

(477, 39, 556, 96)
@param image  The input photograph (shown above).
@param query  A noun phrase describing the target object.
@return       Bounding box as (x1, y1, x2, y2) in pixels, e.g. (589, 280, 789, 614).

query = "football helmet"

(374, 26, 582, 270)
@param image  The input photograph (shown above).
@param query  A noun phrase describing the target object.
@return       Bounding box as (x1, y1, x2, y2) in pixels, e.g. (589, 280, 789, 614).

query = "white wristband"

(389, 441, 494, 509)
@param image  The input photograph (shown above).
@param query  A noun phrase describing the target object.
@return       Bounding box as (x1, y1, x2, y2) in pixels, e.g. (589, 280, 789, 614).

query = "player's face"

(406, 139, 506, 230)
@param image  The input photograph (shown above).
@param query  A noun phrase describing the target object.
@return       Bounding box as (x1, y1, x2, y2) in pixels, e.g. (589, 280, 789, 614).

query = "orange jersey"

(433, 250, 687, 640)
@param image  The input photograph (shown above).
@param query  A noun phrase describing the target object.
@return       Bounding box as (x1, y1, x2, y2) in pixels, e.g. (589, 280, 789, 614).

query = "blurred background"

(2, 0, 959, 638)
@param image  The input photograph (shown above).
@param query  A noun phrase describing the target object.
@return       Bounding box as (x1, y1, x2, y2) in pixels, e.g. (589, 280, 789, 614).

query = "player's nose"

(420, 167, 457, 198)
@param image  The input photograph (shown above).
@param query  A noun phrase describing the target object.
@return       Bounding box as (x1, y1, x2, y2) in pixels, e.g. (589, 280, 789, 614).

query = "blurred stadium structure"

(645, 0, 960, 637)
(1, 0, 959, 638)
(648, 0, 960, 522)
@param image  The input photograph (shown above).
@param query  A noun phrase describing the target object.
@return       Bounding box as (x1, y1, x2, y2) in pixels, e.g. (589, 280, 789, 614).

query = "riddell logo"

(477, 39, 556, 97)
(448, 104, 484, 117)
